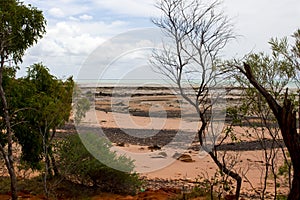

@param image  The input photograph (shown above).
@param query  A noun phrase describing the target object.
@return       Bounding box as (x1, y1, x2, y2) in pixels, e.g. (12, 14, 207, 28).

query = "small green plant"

(194, 171, 235, 200)
(277, 151, 292, 192)
(56, 133, 141, 195)
(72, 85, 91, 124)
(170, 185, 207, 200)
(276, 194, 288, 200)
(278, 159, 291, 177)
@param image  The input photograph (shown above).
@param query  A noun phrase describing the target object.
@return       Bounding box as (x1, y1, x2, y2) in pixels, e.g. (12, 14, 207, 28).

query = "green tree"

(1, 67, 42, 167)
(21, 64, 73, 197)
(22, 63, 74, 174)
(229, 29, 300, 200)
(231, 52, 293, 198)
(1, 63, 73, 197)
(0, 1, 46, 199)
(57, 133, 141, 195)
(73, 84, 91, 125)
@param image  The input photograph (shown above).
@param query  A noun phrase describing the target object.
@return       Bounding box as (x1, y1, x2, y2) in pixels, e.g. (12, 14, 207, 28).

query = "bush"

(56, 133, 141, 195)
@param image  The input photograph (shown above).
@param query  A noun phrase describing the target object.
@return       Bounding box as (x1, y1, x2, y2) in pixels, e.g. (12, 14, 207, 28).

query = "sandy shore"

(76, 86, 289, 198)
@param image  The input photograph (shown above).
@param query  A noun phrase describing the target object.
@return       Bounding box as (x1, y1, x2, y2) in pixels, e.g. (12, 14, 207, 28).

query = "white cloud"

(92, 0, 159, 17)
(48, 7, 65, 18)
(31, 19, 129, 56)
(20, 18, 130, 77)
(69, 16, 79, 21)
(29, 20, 123, 56)
(79, 14, 93, 21)
(20, 0, 300, 79)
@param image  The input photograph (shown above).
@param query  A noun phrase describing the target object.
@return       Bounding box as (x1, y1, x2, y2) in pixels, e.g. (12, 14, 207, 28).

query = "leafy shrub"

(56, 133, 141, 195)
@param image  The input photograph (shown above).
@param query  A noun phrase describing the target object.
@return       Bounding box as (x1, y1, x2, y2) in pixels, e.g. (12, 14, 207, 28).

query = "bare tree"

(151, 0, 242, 198)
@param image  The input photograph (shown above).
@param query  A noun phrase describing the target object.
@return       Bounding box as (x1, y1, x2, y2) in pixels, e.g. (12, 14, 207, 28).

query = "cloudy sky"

(20, 0, 300, 80)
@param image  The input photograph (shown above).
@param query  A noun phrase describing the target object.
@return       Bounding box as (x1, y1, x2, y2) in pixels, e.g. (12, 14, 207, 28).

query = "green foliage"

(0, 0, 46, 63)
(228, 29, 300, 199)
(192, 171, 235, 200)
(232, 30, 300, 104)
(226, 106, 242, 125)
(230, 31, 300, 127)
(292, 30, 300, 58)
(278, 160, 291, 177)
(56, 133, 141, 195)
(242, 52, 294, 100)
(277, 152, 292, 186)
(24, 63, 74, 131)
(0, 1, 46, 198)
(170, 186, 207, 200)
(171, 171, 235, 200)
(0, 64, 74, 169)
(276, 195, 288, 200)
(74, 98, 90, 124)
(72, 86, 91, 124)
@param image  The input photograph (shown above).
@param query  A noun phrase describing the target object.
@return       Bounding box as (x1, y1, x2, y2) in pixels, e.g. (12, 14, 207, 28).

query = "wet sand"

(76, 85, 289, 198)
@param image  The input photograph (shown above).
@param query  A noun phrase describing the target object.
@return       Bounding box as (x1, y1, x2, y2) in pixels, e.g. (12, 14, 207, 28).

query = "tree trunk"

(289, 169, 300, 200)
(50, 152, 59, 176)
(279, 98, 300, 200)
(6, 156, 18, 200)
(0, 147, 18, 200)
(0, 57, 18, 200)
(198, 119, 241, 199)
(241, 63, 300, 199)
(49, 129, 59, 176)
(208, 152, 242, 200)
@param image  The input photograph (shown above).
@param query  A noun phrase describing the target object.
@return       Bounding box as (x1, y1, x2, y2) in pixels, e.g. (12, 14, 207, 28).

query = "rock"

(158, 152, 168, 157)
(172, 152, 181, 159)
(177, 154, 194, 162)
(150, 154, 166, 159)
(150, 152, 168, 159)
(114, 102, 126, 106)
(148, 144, 161, 151)
(116, 142, 126, 147)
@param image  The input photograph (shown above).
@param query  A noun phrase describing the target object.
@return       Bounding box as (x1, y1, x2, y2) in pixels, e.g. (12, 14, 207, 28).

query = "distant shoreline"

(75, 78, 299, 90)
(75, 81, 298, 92)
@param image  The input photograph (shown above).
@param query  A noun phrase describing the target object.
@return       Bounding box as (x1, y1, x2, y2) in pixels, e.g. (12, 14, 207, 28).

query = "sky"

(19, 0, 300, 81)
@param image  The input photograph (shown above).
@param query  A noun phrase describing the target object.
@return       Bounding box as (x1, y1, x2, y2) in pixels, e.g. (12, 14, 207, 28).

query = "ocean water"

(75, 79, 232, 88)
(75, 79, 299, 91)
(77, 79, 182, 87)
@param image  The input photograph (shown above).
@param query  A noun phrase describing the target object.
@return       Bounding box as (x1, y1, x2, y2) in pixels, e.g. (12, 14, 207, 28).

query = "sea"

(75, 79, 299, 91)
